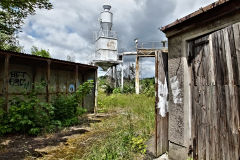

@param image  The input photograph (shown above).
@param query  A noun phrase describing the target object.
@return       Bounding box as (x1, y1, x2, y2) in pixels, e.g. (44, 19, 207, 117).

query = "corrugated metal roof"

(161, 0, 230, 32)
(0, 49, 98, 71)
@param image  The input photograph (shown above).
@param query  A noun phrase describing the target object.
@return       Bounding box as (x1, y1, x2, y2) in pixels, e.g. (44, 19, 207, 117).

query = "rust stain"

(107, 40, 116, 49)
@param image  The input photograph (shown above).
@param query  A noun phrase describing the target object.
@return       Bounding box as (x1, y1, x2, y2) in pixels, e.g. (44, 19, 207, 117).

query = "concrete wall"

(0, 62, 96, 112)
(165, 8, 240, 160)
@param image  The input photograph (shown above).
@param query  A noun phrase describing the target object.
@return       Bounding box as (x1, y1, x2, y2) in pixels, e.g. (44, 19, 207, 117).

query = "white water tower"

(92, 4, 121, 71)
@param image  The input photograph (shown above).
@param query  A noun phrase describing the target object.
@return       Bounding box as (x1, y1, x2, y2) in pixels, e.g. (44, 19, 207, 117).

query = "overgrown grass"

(86, 91, 155, 159)
(39, 90, 155, 160)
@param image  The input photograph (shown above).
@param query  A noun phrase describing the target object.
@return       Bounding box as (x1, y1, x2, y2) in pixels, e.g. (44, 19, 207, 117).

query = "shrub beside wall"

(0, 80, 93, 135)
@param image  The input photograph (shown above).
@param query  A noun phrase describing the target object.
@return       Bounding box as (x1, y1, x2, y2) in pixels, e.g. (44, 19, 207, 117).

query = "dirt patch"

(0, 113, 115, 160)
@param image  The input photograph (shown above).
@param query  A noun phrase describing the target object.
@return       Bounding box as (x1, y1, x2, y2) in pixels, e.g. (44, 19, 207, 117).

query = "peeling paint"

(170, 76, 182, 104)
(157, 77, 168, 117)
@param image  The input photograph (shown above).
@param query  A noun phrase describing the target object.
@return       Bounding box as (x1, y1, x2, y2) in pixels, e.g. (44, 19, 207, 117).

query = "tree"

(0, 0, 53, 50)
(31, 46, 51, 58)
(0, 33, 24, 52)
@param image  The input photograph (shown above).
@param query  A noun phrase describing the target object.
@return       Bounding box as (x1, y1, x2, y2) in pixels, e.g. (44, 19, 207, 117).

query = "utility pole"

(134, 38, 139, 94)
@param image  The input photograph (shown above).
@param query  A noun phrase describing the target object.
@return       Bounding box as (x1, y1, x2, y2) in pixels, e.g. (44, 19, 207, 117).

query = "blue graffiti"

(68, 80, 81, 93)
(69, 84, 75, 92)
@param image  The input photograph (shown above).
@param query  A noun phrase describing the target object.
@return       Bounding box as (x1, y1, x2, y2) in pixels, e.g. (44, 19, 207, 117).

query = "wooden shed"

(158, 0, 240, 159)
(0, 49, 98, 113)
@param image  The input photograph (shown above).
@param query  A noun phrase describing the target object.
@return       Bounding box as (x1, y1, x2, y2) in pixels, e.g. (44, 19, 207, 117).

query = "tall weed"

(85, 91, 155, 159)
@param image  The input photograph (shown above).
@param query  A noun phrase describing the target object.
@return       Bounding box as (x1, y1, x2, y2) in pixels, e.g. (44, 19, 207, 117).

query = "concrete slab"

(145, 135, 169, 160)
(154, 153, 169, 160)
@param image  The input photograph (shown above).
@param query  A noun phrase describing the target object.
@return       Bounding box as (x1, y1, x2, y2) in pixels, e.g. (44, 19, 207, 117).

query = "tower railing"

(138, 41, 168, 49)
(93, 31, 117, 41)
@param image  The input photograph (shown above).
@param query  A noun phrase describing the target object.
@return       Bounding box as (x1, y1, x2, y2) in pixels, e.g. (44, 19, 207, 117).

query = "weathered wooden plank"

(208, 34, 216, 85)
(213, 31, 221, 86)
(192, 87, 198, 159)
(205, 84, 211, 126)
(163, 114, 169, 152)
(216, 85, 221, 160)
(198, 48, 204, 89)
(157, 115, 163, 154)
(217, 85, 223, 160)
(223, 27, 234, 85)
(225, 85, 233, 160)
(155, 51, 169, 157)
(233, 86, 239, 134)
(198, 124, 203, 159)
(219, 30, 229, 85)
(206, 125, 210, 160)
(210, 85, 219, 160)
(220, 30, 229, 85)
(232, 22, 240, 85)
(202, 125, 207, 160)
(228, 26, 239, 85)
(205, 85, 211, 160)
(208, 37, 216, 160)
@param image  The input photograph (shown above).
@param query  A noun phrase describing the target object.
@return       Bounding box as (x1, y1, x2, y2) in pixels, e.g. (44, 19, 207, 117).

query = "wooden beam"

(3, 54, 10, 111)
(46, 60, 51, 103)
(75, 66, 78, 91)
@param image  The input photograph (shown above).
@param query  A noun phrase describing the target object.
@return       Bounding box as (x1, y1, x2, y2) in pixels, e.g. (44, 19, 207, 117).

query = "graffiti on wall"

(68, 80, 81, 93)
(9, 71, 32, 90)
(69, 84, 75, 92)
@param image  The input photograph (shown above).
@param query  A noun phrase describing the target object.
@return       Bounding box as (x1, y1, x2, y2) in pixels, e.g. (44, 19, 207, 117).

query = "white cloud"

(18, 0, 217, 77)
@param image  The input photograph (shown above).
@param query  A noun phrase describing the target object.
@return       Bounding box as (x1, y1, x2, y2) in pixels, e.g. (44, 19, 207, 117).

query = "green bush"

(0, 80, 94, 135)
(140, 78, 155, 97)
(51, 80, 93, 126)
(122, 85, 135, 94)
(142, 86, 155, 97)
(113, 87, 121, 94)
(0, 82, 54, 135)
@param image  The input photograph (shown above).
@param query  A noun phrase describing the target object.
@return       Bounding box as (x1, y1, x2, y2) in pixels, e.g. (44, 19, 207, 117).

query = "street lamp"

(134, 38, 138, 49)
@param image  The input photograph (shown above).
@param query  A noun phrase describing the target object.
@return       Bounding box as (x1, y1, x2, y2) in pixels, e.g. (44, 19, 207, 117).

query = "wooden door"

(155, 50, 169, 157)
(188, 23, 240, 160)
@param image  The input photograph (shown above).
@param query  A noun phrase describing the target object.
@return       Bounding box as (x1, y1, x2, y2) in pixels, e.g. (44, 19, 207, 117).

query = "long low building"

(0, 49, 98, 113)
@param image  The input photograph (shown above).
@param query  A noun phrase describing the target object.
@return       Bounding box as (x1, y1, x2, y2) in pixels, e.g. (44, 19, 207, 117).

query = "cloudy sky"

(18, 0, 216, 77)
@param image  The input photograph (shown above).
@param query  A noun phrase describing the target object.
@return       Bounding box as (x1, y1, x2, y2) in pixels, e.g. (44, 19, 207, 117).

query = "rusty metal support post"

(135, 56, 139, 94)
(94, 69, 98, 114)
(46, 60, 51, 103)
(3, 54, 10, 111)
(75, 66, 78, 91)
(155, 51, 159, 157)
